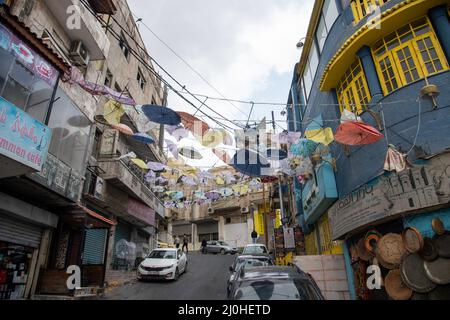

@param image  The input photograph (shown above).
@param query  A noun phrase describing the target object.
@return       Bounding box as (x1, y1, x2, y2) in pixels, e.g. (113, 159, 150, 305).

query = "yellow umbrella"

(201, 129, 224, 148)
(305, 127, 335, 146)
(131, 158, 148, 170)
(215, 175, 225, 185)
(167, 157, 186, 168)
(104, 100, 125, 125)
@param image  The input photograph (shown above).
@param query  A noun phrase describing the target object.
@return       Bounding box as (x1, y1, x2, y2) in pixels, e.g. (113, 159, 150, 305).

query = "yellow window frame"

(391, 41, 424, 86)
(336, 60, 371, 115)
(351, 0, 390, 24)
(372, 17, 449, 96)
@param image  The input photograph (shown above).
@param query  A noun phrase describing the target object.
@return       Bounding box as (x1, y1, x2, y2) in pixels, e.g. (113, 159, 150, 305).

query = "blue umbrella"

(266, 149, 288, 160)
(290, 139, 318, 157)
(231, 149, 272, 177)
(132, 133, 155, 144)
(142, 105, 181, 125)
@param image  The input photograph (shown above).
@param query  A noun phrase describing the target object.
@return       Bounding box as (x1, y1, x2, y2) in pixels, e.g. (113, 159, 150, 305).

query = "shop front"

(329, 152, 450, 300)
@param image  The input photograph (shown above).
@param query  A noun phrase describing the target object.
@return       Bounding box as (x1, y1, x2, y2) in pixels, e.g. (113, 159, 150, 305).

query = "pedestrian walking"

(251, 230, 258, 244)
(182, 234, 189, 253)
(174, 235, 180, 249)
(201, 238, 207, 254)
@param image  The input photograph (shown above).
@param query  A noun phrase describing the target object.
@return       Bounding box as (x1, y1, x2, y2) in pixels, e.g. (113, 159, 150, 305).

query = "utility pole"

(271, 111, 276, 132)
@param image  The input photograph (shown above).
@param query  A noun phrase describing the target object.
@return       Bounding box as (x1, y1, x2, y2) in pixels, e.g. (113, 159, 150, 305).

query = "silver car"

(205, 240, 237, 254)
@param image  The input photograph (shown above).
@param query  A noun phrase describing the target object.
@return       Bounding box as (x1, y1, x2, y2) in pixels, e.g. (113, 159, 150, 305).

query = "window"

(104, 69, 113, 88)
(91, 128, 102, 159)
(316, 16, 328, 53)
(336, 59, 371, 114)
(48, 87, 91, 173)
(372, 17, 449, 95)
(119, 32, 130, 61)
(137, 68, 146, 91)
(302, 45, 319, 101)
(323, 0, 339, 33)
(351, 0, 390, 23)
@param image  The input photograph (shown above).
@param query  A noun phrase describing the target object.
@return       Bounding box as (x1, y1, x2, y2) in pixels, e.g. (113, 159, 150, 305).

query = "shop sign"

(0, 97, 52, 172)
(283, 227, 295, 249)
(329, 154, 450, 240)
(253, 209, 264, 236)
(0, 23, 58, 87)
(127, 197, 155, 226)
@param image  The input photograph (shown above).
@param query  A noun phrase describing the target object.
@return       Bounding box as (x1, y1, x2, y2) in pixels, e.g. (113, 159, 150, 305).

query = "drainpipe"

(357, 46, 383, 103)
(429, 6, 450, 63)
(343, 240, 357, 300)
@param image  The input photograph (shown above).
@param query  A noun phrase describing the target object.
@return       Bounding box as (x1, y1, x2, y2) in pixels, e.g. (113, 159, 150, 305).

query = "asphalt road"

(103, 252, 235, 300)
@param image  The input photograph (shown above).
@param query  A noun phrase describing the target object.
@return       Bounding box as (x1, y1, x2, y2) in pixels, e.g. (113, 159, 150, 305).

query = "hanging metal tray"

(424, 257, 450, 285)
(400, 253, 437, 293)
(385, 269, 413, 300)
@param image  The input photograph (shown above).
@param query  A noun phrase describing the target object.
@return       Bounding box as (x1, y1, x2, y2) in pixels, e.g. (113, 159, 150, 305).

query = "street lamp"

(296, 37, 307, 49)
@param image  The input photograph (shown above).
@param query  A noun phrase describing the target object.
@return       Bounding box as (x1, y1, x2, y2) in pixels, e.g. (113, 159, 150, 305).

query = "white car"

(242, 244, 269, 255)
(137, 248, 187, 281)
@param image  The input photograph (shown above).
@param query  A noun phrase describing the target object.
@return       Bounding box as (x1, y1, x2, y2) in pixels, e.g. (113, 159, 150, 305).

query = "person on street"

(182, 234, 189, 253)
(174, 235, 180, 249)
(201, 238, 207, 254)
(251, 230, 258, 244)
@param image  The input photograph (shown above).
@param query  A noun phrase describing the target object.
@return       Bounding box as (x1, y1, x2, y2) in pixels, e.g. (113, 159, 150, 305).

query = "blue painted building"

(287, 0, 450, 299)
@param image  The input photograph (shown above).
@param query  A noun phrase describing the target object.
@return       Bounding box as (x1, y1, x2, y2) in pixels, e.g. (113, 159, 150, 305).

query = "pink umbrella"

(335, 121, 384, 146)
(112, 123, 134, 136)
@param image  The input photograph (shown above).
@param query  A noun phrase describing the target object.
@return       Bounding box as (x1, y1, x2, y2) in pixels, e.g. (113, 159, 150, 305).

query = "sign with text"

(253, 209, 265, 236)
(329, 154, 450, 240)
(0, 97, 52, 171)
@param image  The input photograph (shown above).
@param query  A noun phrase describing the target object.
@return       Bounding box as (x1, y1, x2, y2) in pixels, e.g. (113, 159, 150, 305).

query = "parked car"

(242, 244, 269, 255)
(228, 265, 325, 300)
(205, 240, 237, 254)
(137, 248, 187, 281)
(227, 255, 274, 298)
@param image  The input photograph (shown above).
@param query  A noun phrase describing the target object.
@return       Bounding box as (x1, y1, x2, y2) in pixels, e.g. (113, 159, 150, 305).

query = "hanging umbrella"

(165, 125, 182, 135)
(194, 191, 207, 200)
(146, 161, 167, 172)
(145, 170, 156, 182)
(341, 109, 362, 123)
(231, 149, 272, 177)
(131, 158, 149, 170)
(155, 176, 169, 184)
(178, 111, 210, 137)
(205, 190, 221, 201)
(232, 184, 249, 196)
(112, 123, 134, 136)
(167, 191, 184, 200)
(152, 186, 166, 193)
(198, 171, 214, 180)
(213, 148, 231, 164)
(267, 149, 288, 160)
(167, 157, 186, 167)
(132, 133, 155, 144)
(119, 151, 137, 160)
(104, 100, 125, 125)
(218, 187, 234, 197)
(179, 146, 203, 160)
(142, 105, 181, 125)
(201, 129, 225, 148)
(165, 140, 179, 159)
(335, 121, 384, 146)
(261, 176, 279, 183)
(290, 139, 318, 157)
(67, 115, 91, 128)
(171, 127, 190, 141)
(181, 175, 197, 186)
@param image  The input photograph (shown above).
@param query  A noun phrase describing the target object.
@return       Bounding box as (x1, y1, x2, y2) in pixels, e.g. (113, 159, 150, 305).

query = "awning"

(62, 204, 117, 228)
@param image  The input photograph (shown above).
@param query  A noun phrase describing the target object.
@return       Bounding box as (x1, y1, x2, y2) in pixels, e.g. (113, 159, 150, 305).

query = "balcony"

(98, 158, 165, 219)
(44, 0, 110, 60)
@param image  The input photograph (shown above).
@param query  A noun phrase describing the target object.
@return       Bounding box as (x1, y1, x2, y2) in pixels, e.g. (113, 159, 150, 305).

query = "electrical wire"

(78, 0, 244, 132)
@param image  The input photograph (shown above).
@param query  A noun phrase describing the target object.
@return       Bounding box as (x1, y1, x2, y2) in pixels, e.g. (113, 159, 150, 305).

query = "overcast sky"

(128, 0, 314, 167)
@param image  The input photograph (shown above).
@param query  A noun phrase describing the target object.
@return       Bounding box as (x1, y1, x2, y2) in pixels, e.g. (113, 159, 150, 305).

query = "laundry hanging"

(335, 121, 384, 146)
(305, 127, 335, 146)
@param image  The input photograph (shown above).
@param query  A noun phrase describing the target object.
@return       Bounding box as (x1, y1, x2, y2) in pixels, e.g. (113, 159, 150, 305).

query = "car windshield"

(219, 241, 229, 246)
(242, 246, 267, 254)
(234, 258, 272, 272)
(147, 250, 176, 259)
(234, 279, 322, 300)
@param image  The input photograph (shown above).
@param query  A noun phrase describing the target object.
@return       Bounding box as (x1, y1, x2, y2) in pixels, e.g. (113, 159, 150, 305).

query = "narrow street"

(103, 253, 235, 300)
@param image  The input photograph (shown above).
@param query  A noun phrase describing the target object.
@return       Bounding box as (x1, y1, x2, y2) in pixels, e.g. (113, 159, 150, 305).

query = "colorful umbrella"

(104, 100, 125, 125)
(152, 186, 166, 193)
(166, 125, 183, 135)
(145, 170, 156, 182)
(290, 139, 318, 157)
(142, 105, 181, 125)
(335, 121, 384, 146)
(77, 80, 136, 105)
(171, 127, 190, 141)
(213, 148, 231, 164)
(132, 133, 155, 144)
(147, 161, 167, 172)
(198, 171, 214, 180)
(178, 111, 210, 137)
(155, 176, 169, 184)
(266, 149, 288, 160)
(218, 187, 233, 197)
(232, 184, 249, 196)
(231, 149, 272, 177)
(179, 146, 203, 160)
(131, 158, 149, 170)
(205, 190, 221, 201)
(180, 175, 198, 186)
(201, 129, 224, 148)
(167, 157, 186, 167)
(194, 191, 207, 200)
(112, 123, 134, 136)
(119, 151, 137, 160)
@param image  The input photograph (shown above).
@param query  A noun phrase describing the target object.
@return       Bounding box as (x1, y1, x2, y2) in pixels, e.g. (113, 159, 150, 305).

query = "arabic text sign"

(0, 97, 52, 171)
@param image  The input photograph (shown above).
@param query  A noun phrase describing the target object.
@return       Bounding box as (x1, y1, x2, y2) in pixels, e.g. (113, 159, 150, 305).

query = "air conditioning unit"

(70, 41, 90, 66)
(241, 207, 250, 214)
(207, 207, 215, 215)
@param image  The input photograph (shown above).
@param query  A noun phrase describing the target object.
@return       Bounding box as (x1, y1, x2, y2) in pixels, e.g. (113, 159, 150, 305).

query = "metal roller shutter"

(82, 229, 107, 265)
(0, 214, 42, 248)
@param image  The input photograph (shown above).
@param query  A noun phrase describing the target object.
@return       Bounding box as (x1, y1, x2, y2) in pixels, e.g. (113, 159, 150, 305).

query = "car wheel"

(220, 249, 226, 255)
(174, 268, 180, 280)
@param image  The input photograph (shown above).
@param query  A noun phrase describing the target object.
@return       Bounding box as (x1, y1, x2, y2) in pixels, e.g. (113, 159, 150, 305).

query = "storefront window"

(0, 241, 34, 300)
(0, 23, 59, 124)
(372, 17, 449, 95)
(351, 0, 390, 23)
(48, 87, 92, 173)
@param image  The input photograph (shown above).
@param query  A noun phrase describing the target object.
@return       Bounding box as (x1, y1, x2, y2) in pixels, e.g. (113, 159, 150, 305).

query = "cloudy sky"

(128, 0, 314, 167)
